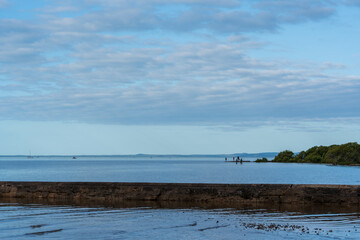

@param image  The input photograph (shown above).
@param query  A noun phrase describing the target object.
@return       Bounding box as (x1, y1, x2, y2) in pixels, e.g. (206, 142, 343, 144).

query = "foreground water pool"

(0, 202, 359, 240)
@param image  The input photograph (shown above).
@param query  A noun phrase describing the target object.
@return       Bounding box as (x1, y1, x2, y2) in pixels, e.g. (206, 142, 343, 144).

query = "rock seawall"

(0, 182, 359, 206)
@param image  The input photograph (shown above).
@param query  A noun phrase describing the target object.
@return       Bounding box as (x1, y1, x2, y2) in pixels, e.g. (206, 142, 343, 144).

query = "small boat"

(72, 156, 77, 159)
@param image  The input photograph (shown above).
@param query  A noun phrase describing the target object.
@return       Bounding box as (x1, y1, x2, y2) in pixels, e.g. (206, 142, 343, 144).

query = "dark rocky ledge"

(0, 182, 359, 207)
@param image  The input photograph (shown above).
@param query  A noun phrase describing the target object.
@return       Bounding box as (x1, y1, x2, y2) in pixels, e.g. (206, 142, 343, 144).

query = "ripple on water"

(1, 203, 360, 239)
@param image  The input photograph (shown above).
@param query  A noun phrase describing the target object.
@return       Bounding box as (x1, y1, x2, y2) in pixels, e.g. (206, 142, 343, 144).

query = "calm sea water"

(1, 156, 360, 184)
(1, 156, 360, 239)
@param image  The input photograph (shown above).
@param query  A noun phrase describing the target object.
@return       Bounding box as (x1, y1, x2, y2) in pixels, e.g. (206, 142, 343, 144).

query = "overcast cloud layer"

(0, 0, 359, 126)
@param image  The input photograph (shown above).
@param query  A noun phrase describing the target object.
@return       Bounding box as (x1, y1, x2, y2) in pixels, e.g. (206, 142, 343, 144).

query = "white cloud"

(29, 0, 338, 34)
(0, 0, 359, 127)
(1, 38, 359, 125)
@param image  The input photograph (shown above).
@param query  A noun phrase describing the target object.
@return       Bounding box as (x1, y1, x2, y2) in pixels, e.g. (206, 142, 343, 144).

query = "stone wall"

(0, 182, 359, 206)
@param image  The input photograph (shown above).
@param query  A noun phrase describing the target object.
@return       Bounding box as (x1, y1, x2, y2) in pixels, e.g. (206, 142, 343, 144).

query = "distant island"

(130, 152, 279, 159)
(0, 152, 278, 159)
(256, 142, 360, 166)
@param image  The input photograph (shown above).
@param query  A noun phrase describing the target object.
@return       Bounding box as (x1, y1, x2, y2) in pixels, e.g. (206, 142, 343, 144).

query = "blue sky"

(0, 0, 359, 155)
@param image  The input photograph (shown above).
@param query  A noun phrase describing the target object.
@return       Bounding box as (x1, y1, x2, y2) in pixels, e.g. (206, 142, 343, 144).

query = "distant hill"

(127, 152, 278, 159)
(0, 152, 279, 159)
(224, 152, 278, 159)
(78, 152, 279, 159)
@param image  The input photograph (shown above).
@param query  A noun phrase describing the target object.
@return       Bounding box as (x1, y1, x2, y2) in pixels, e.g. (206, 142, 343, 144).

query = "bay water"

(1, 156, 360, 239)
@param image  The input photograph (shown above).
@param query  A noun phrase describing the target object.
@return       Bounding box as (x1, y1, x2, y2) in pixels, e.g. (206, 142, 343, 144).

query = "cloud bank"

(0, 0, 359, 127)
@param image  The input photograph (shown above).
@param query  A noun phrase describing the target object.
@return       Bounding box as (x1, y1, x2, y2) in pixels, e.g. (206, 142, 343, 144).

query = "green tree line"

(272, 142, 360, 165)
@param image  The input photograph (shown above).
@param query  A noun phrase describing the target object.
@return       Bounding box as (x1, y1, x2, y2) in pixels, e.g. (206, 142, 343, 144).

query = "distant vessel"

(72, 156, 77, 159)
(27, 151, 34, 159)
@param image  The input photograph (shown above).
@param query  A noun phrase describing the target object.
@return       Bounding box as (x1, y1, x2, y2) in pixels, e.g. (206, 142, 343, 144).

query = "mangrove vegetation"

(272, 142, 360, 165)
(255, 157, 269, 162)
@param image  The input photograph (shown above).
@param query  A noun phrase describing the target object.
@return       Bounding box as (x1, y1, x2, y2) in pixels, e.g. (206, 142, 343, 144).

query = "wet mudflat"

(0, 202, 359, 239)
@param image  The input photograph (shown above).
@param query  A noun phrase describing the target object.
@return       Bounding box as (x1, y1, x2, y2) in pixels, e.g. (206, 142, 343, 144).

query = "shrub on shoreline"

(255, 157, 268, 162)
(273, 150, 295, 162)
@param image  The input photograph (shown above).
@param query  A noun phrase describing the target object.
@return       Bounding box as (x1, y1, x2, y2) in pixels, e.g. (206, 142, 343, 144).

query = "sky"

(0, 0, 360, 155)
